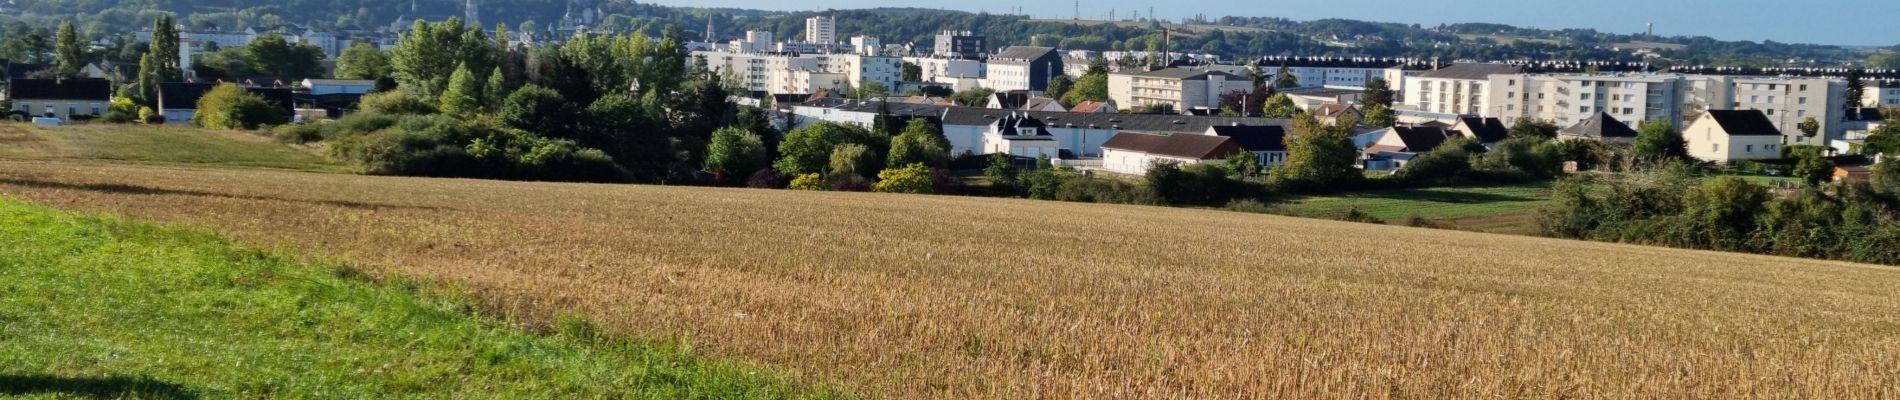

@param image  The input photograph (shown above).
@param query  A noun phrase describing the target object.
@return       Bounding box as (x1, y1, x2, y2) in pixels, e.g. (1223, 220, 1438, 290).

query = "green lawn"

(0, 123, 347, 172)
(1275, 182, 1554, 233)
(0, 198, 850, 399)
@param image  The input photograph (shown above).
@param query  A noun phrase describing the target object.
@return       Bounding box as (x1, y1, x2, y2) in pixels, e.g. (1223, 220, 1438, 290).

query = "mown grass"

(0, 122, 346, 172)
(0, 198, 850, 399)
(3, 160, 1898, 398)
(1275, 181, 1553, 232)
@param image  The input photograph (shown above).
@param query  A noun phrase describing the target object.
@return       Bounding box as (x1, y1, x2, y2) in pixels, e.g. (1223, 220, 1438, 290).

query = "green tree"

(1866, 117, 1900, 155)
(1360, 77, 1394, 109)
(1273, 60, 1299, 89)
(499, 85, 579, 136)
(851, 81, 889, 100)
(983, 153, 1020, 193)
(1869, 52, 1900, 70)
(950, 88, 995, 107)
(1682, 176, 1769, 250)
(335, 42, 391, 79)
(1846, 69, 1866, 111)
(1045, 75, 1074, 101)
(247, 34, 325, 79)
(483, 67, 507, 112)
(1872, 156, 1900, 194)
(391, 18, 500, 103)
(873, 163, 935, 194)
(1363, 103, 1395, 127)
(1792, 150, 1836, 187)
(1062, 73, 1108, 107)
(136, 52, 158, 106)
(1508, 118, 1559, 140)
(705, 126, 769, 182)
(1270, 113, 1362, 190)
(193, 83, 286, 130)
(829, 143, 875, 179)
(901, 62, 922, 82)
(54, 21, 83, 76)
(1261, 93, 1298, 118)
(439, 63, 484, 117)
(151, 15, 182, 82)
(775, 122, 863, 175)
(0, 29, 51, 64)
(1797, 117, 1821, 138)
(1634, 119, 1688, 161)
(788, 173, 826, 190)
(887, 118, 950, 168)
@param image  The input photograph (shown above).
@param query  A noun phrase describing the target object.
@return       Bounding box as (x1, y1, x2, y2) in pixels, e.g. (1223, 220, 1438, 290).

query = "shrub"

(194, 83, 287, 130)
(274, 123, 326, 144)
(788, 173, 825, 191)
(929, 168, 964, 195)
(359, 91, 437, 115)
(873, 163, 935, 194)
(1340, 207, 1384, 224)
(746, 169, 788, 189)
(827, 143, 875, 181)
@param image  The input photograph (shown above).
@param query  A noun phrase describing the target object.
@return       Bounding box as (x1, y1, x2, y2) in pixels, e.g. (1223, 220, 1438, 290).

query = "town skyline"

(648, 0, 1900, 48)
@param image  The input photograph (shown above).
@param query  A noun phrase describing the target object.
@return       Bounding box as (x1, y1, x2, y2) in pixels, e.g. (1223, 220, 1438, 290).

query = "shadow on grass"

(1343, 187, 1543, 204)
(0, 178, 448, 212)
(0, 374, 197, 399)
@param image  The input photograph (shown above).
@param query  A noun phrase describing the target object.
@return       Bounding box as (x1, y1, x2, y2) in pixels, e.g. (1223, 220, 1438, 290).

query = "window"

(1714, 144, 1721, 152)
(1508, 79, 1517, 85)
(1746, 144, 1754, 153)
(1767, 109, 1775, 116)
(1798, 110, 1807, 117)
(1799, 84, 1807, 91)
(1582, 93, 1592, 100)
(1750, 96, 1759, 103)
(1611, 94, 1620, 101)
(1767, 96, 1776, 103)
(1798, 97, 1807, 104)
(1769, 84, 1778, 91)
(90, 104, 101, 115)
(1537, 93, 1545, 100)
(1581, 106, 1591, 113)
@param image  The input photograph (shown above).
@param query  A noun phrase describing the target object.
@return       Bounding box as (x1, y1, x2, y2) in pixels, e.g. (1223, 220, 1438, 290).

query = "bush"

(328, 114, 629, 182)
(1340, 207, 1384, 224)
(929, 168, 964, 195)
(873, 163, 935, 194)
(788, 173, 825, 190)
(274, 123, 326, 144)
(359, 91, 437, 115)
(194, 83, 287, 130)
(746, 169, 788, 189)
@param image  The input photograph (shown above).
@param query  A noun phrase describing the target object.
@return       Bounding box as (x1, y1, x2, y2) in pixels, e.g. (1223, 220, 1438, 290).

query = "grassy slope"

(0, 122, 346, 172)
(1275, 182, 1553, 233)
(3, 161, 1898, 398)
(0, 199, 847, 399)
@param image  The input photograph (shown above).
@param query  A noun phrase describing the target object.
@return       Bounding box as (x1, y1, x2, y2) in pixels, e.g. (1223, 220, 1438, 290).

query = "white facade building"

(1108, 68, 1253, 114)
(805, 15, 836, 44)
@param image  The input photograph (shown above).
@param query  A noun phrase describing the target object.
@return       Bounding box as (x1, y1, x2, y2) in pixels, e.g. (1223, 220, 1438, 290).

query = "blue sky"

(657, 0, 1898, 47)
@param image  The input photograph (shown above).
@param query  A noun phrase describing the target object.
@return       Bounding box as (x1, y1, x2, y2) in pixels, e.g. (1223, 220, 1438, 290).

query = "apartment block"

(1489, 73, 1686, 129)
(1107, 68, 1253, 113)
(1404, 64, 1523, 116)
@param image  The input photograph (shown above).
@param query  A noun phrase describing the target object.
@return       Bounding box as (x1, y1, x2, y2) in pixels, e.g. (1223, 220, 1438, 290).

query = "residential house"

(987, 90, 1031, 110)
(1314, 104, 1362, 126)
(1686, 110, 1784, 163)
(1712, 77, 1847, 146)
(1023, 97, 1067, 112)
(7, 78, 112, 119)
(1202, 124, 1289, 166)
(1404, 63, 1522, 116)
(1107, 67, 1252, 114)
(1071, 100, 1115, 113)
(1451, 117, 1510, 146)
(157, 82, 295, 123)
(984, 46, 1062, 93)
(1558, 112, 1640, 143)
(1101, 132, 1243, 175)
(1361, 125, 1453, 170)
(1834, 108, 1889, 154)
(939, 107, 1290, 158)
(981, 112, 1063, 158)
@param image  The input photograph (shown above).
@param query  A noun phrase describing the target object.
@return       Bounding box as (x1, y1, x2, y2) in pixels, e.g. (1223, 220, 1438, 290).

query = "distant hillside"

(0, 1, 1884, 68)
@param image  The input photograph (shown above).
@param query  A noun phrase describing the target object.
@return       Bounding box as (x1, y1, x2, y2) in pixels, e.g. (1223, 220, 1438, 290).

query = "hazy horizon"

(646, 0, 1898, 47)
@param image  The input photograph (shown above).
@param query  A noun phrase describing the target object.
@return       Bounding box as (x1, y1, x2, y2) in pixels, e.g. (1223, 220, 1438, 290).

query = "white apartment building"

(1717, 77, 1848, 146)
(729, 31, 774, 53)
(1404, 64, 1523, 116)
(1489, 73, 1686, 129)
(1107, 68, 1253, 113)
(805, 15, 836, 44)
(695, 51, 900, 95)
(849, 36, 880, 56)
(774, 69, 849, 96)
(1866, 85, 1900, 108)
(903, 57, 985, 84)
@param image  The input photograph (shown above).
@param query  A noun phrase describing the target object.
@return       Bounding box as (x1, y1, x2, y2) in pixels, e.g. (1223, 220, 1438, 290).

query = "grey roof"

(303, 79, 376, 86)
(990, 46, 1057, 63)
(1282, 87, 1363, 98)
(1207, 125, 1288, 152)
(1389, 126, 1451, 152)
(1847, 108, 1886, 122)
(8, 78, 112, 101)
(1123, 67, 1245, 80)
(1560, 113, 1638, 138)
(1706, 110, 1781, 136)
(1101, 131, 1243, 159)
(1456, 117, 1510, 143)
(942, 107, 1293, 134)
(1415, 63, 1524, 80)
(797, 98, 947, 117)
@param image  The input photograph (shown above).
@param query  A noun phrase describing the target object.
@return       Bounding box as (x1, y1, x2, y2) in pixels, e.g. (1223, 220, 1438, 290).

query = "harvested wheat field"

(2, 160, 1898, 399)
